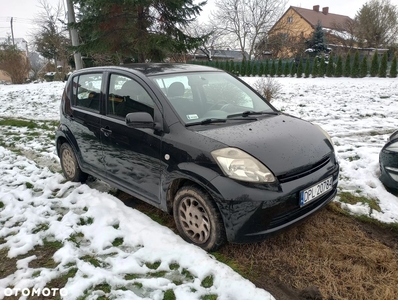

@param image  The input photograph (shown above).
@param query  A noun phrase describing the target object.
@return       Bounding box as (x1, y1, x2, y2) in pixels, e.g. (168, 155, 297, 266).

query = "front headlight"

(211, 148, 275, 183)
(388, 130, 398, 142)
(386, 141, 398, 152)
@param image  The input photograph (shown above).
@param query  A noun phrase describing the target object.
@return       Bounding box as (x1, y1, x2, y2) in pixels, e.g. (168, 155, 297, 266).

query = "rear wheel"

(173, 185, 226, 251)
(59, 143, 88, 183)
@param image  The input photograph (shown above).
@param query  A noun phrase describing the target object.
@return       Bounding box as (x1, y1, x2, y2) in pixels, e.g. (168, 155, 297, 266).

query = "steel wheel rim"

(178, 196, 210, 244)
(62, 148, 76, 179)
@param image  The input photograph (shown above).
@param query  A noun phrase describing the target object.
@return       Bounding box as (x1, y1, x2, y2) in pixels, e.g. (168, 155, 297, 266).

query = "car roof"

(78, 63, 221, 77)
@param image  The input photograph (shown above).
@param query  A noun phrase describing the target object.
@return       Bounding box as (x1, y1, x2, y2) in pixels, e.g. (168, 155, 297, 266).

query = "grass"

(111, 237, 124, 247)
(201, 275, 214, 288)
(0, 118, 37, 129)
(339, 191, 381, 213)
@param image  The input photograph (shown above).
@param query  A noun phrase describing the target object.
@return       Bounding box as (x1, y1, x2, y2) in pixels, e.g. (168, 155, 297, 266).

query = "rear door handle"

(100, 127, 112, 137)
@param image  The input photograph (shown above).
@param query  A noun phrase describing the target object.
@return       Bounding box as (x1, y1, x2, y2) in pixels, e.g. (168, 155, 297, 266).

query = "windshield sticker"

(186, 114, 199, 120)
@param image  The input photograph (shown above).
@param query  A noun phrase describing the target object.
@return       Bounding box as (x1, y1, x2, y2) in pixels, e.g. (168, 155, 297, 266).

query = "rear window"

(72, 73, 102, 111)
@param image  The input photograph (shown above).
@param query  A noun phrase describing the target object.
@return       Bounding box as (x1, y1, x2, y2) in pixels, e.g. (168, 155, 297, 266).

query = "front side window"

(151, 71, 274, 124)
(72, 73, 102, 111)
(107, 74, 155, 118)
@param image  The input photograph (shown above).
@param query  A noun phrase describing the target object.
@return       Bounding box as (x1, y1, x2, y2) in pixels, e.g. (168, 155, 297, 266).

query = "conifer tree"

(277, 59, 283, 76)
(326, 54, 334, 77)
(360, 56, 368, 78)
(335, 55, 343, 77)
(312, 58, 319, 78)
(225, 60, 230, 72)
(74, 0, 205, 63)
(319, 57, 325, 77)
(230, 60, 235, 74)
(304, 58, 311, 78)
(240, 61, 246, 76)
(264, 60, 270, 76)
(215, 60, 220, 69)
(390, 55, 397, 78)
(259, 61, 264, 76)
(351, 51, 360, 78)
(283, 60, 290, 77)
(252, 62, 258, 76)
(270, 60, 277, 76)
(246, 60, 252, 76)
(370, 50, 379, 77)
(344, 53, 351, 77)
(296, 58, 303, 78)
(379, 51, 388, 77)
(290, 60, 297, 77)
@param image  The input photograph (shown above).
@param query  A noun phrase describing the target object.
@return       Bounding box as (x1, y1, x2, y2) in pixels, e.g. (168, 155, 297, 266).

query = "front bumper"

(209, 160, 339, 243)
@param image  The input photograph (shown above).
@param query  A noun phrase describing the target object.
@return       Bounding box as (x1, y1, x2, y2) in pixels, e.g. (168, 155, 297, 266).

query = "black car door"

(100, 73, 163, 204)
(68, 72, 104, 174)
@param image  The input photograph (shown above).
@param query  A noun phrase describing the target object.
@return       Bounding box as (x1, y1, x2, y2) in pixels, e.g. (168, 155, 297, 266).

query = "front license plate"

(300, 177, 333, 206)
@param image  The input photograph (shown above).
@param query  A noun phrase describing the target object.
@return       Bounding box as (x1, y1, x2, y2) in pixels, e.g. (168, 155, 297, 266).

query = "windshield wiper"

(185, 116, 259, 127)
(185, 118, 227, 127)
(228, 110, 280, 118)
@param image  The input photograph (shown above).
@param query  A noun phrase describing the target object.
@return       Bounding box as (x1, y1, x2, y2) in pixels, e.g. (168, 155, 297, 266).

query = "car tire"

(59, 143, 88, 183)
(173, 185, 226, 251)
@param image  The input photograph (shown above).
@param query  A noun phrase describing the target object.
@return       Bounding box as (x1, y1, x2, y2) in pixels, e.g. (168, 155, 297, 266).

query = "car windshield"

(150, 71, 275, 125)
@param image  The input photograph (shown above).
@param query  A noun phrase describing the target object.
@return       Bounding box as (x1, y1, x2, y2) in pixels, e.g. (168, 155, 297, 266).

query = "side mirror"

(125, 112, 155, 128)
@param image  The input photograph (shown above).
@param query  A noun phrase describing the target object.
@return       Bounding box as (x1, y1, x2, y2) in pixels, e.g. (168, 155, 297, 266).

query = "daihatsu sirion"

(56, 63, 339, 251)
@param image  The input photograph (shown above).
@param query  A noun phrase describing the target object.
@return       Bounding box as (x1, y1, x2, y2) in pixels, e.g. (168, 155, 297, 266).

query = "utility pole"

(66, 0, 83, 70)
(10, 17, 15, 45)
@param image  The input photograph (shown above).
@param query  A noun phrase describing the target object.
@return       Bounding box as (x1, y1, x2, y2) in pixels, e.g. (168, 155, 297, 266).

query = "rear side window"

(72, 73, 102, 111)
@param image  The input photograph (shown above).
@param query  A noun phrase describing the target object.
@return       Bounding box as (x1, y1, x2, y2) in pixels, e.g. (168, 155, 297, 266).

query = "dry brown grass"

(219, 204, 398, 300)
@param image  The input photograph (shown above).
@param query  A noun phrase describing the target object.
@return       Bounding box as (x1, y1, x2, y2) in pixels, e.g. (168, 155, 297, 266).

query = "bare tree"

(355, 0, 398, 48)
(328, 19, 357, 54)
(32, 0, 70, 69)
(211, 0, 287, 60)
(185, 20, 231, 61)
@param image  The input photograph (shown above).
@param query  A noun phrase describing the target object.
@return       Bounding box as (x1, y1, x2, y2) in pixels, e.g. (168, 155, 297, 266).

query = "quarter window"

(107, 75, 155, 118)
(72, 73, 102, 111)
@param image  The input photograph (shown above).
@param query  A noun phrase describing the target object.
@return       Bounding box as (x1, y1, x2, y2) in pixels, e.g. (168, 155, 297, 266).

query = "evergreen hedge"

(390, 55, 397, 78)
(344, 53, 351, 77)
(379, 52, 388, 78)
(351, 51, 360, 78)
(360, 56, 368, 78)
(370, 50, 379, 77)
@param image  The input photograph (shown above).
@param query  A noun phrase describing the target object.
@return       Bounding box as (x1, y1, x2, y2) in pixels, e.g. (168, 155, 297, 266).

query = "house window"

(287, 17, 293, 23)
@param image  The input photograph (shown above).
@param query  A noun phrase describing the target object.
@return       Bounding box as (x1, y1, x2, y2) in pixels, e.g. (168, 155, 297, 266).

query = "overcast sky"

(0, 0, 383, 44)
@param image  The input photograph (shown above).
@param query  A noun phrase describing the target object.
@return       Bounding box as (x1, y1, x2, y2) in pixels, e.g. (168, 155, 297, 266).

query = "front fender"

(161, 162, 225, 210)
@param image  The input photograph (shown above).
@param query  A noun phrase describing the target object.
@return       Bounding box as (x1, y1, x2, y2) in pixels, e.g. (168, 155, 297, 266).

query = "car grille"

(277, 156, 331, 183)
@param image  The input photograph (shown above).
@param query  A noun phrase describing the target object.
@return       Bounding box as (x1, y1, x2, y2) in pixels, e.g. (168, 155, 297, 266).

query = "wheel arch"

(165, 170, 223, 216)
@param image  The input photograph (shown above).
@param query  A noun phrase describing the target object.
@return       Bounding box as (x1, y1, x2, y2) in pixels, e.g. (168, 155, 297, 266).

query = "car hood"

(196, 114, 333, 176)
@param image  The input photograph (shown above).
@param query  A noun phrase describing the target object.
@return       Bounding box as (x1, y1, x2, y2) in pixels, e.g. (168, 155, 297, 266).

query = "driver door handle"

(100, 127, 112, 137)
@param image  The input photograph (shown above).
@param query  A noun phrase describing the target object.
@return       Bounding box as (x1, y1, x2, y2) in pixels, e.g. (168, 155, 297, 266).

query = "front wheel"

(59, 143, 88, 183)
(173, 186, 226, 251)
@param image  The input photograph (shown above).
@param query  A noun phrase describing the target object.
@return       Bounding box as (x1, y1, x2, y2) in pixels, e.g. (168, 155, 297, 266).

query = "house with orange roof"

(263, 5, 355, 59)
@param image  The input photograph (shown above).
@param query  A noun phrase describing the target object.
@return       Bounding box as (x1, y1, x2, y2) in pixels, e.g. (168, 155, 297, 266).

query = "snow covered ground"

(0, 77, 397, 299)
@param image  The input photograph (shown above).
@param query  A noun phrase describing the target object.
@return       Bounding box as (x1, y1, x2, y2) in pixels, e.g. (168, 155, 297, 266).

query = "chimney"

(322, 7, 329, 14)
(313, 5, 320, 12)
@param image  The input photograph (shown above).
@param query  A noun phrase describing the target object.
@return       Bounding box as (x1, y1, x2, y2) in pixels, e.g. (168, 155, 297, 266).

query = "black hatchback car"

(56, 63, 339, 251)
(379, 130, 398, 190)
